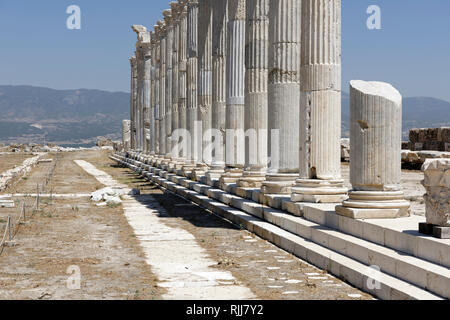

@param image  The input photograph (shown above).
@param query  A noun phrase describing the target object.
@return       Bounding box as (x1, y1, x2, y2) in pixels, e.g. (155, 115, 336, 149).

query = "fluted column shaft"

(130, 57, 137, 150)
(238, 0, 269, 187)
(261, 0, 300, 194)
(172, 10, 180, 160)
(198, 0, 213, 165)
(143, 44, 152, 154)
(159, 32, 167, 156)
(178, 3, 188, 160)
(165, 20, 174, 158)
(150, 36, 157, 155)
(210, 0, 228, 171)
(187, 0, 199, 162)
(350, 82, 402, 191)
(225, 0, 246, 168)
(336, 81, 410, 219)
(267, 0, 300, 174)
(136, 50, 145, 151)
(291, 0, 347, 203)
(154, 40, 161, 155)
(299, 0, 341, 180)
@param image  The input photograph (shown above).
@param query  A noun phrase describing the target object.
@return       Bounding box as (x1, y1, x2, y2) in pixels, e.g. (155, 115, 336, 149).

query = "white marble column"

(164, 10, 174, 160)
(122, 120, 131, 151)
(184, 0, 199, 174)
(291, 0, 347, 202)
(153, 23, 163, 158)
(159, 20, 167, 159)
(198, 0, 213, 164)
(219, 0, 246, 187)
(170, 2, 180, 166)
(237, 0, 269, 188)
(261, 0, 300, 194)
(205, 0, 228, 185)
(178, 0, 188, 163)
(129, 57, 137, 150)
(336, 80, 410, 219)
(192, 0, 213, 181)
(150, 31, 157, 156)
(143, 41, 152, 155)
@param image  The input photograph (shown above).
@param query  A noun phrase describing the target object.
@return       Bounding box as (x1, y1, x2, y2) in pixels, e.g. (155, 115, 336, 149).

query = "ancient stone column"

(185, 0, 199, 171)
(158, 20, 167, 158)
(261, 0, 300, 194)
(336, 80, 410, 219)
(206, 0, 228, 185)
(150, 31, 157, 156)
(197, 0, 213, 164)
(132, 25, 151, 153)
(219, 0, 246, 186)
(122, 120, 131, 151)
(129, 57, 137, 150)
(164, 10, 174, 160)
(237, 0, 269, 188)
(419, 159, 450, 238)
(153, 26, 161, 157)
(143, 41, 152, 155)
(178, 0, 188, 162)
(291, 0, 348, 203)
(191, 0, 213, 181)
(170, 1, 181, 164)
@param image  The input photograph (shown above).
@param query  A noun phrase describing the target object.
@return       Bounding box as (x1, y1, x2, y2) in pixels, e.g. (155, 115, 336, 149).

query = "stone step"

(215, 182, 450, 271)
(114, 155, 446, 300)
(165, 176, 450, 299)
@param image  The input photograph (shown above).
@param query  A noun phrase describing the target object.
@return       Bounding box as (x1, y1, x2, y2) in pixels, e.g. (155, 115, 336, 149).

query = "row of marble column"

(127, 0, 410, 218)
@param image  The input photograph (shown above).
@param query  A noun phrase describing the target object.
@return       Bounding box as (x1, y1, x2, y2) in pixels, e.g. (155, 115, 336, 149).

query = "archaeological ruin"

(113, 0, 450, 300)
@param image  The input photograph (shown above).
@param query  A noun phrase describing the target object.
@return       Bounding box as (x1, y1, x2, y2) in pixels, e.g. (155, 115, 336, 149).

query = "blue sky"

(0, 0, 449, 101)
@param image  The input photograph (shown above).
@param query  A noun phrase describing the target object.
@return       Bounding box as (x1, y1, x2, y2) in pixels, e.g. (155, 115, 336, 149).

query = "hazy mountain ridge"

(0, 85, 448, 146)
(0, 85, 129, 146)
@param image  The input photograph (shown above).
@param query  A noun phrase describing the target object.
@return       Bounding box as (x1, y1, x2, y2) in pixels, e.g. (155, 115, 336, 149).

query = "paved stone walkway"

(75, 159, 255, 299)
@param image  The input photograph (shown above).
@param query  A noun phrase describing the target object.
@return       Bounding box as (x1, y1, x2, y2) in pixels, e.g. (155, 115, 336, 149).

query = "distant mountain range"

(0, 85, 448, 146)
(0, 85, 129, 147)
(341, 92, 450, 139)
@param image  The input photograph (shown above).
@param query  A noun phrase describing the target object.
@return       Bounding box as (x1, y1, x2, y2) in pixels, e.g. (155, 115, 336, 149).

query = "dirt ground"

(0, 153, 35, 174)
(0, 150, 373, 300)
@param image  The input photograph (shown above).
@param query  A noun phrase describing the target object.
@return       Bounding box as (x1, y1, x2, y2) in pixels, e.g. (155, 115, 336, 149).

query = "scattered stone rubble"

(409, 127, 450, 152)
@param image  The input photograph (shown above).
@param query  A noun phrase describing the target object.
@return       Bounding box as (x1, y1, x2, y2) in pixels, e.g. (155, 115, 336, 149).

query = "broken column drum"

(336, 80, 410, 219)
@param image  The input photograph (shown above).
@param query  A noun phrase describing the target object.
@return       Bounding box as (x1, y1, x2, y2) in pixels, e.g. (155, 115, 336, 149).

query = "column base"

(219, 168, 244, 189)
(192, 163, 210, 182)
(181, 161, 197, 178)
(205, 167, 225, 187)
(291, 179, 348, 203)
(237, 171, 266, 188)
(261, 173, 297, 195)
(335, 191, 411, 219)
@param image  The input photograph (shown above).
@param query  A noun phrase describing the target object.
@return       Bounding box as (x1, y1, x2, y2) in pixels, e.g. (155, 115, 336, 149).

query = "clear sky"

(0, 0, 449, 101)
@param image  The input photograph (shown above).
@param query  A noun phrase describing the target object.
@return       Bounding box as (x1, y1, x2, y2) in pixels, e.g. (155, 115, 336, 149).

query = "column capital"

(187, 0, 199, 9)
(163, 9, 175, 27)
(155, 20, 167, 39)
